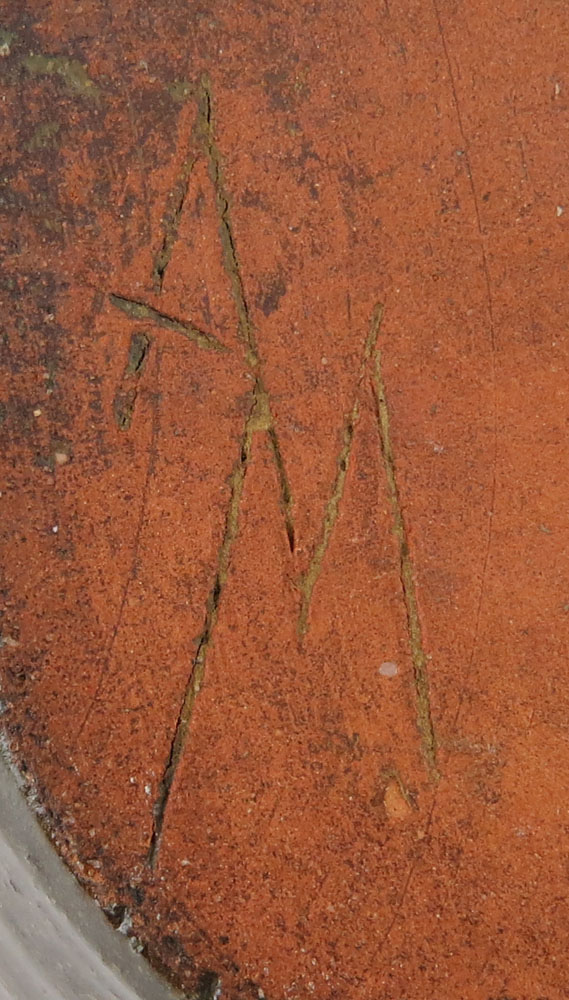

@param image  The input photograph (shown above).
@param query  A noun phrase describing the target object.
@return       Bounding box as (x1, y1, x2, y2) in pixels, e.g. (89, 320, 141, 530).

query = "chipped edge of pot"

(0, 742, 183, 1000)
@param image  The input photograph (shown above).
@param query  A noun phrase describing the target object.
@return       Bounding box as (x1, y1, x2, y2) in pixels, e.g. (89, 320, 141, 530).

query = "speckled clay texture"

(2, 2, 569, 998)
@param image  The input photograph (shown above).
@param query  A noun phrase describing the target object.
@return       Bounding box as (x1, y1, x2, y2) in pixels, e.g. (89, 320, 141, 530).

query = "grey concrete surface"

(0, 745, 182, 1000)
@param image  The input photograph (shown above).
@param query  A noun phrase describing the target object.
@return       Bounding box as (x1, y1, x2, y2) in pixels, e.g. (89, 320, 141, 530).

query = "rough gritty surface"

(1, 2, 569, 998)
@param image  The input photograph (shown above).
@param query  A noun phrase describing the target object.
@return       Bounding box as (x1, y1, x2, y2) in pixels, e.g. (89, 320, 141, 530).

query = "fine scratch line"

(74, 351, 162, 746)
(372, 338, 439, 779)
(123, 84, 152, 246)
(148, 390, 270, 867)
(373, 786, 438, 958)
(298, 304, 384, 638)
(109, 294, 227, 353)
(432, 0, 498, 733)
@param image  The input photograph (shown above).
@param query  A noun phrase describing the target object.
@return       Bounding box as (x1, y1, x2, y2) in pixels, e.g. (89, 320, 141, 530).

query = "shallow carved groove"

(371, 333, 439, 779)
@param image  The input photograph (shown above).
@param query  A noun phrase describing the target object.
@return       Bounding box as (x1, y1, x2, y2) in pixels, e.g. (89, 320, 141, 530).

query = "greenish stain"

(125, 331, 151, 377)
(167, 79, 193, 103)
(23, 54, 100, 99)
(26, 122, 60, 151)
(0, 28, 14, 55)
(45, 358, 58, 394)
(42, 216, 64, 234)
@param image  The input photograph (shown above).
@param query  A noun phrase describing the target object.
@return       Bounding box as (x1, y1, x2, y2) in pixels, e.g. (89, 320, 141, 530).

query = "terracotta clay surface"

(2, 1, 569, 997)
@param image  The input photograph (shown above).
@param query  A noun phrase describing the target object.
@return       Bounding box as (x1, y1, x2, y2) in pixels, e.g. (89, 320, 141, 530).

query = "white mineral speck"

(379, 661, 398, 677)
